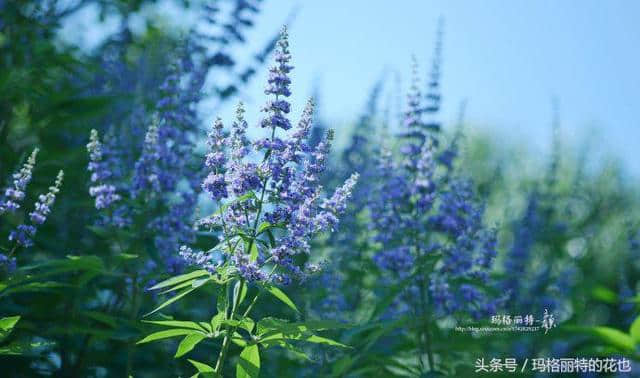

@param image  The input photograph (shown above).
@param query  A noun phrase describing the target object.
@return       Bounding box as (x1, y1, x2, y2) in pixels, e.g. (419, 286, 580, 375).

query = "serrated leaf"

(236, 344, 260, 378)
(137, 329, 203, 344)
(175, 333, 206, 358)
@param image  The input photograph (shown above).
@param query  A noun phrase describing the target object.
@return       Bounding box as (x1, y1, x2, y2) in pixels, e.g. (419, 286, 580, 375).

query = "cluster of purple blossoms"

(0, 253, 16, 276)
(131, 117, 161, 197)
(29, 171, 64, 225)
(87, 129, 121, 210)
(184, 27, 358, 284)
(0, 148, 38, 214)
(8, 170, 64, 248)
(0, 148, 64, 255)
(369, 58, 499, 320)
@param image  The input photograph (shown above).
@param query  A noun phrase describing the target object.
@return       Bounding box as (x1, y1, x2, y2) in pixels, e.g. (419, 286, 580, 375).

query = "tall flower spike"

(230, 102, 250, 161)
(0, 148, 38, 214)
(87, 130, 121, 210)
(29, 170, 64, 225)
(261, 26, 293, 131)
(284, 98, 315, 162)
(227, 103, 261, 196)
(131, 117, 161, 197)
(202, 118, 228, 201)
(404, 56, 423, 131)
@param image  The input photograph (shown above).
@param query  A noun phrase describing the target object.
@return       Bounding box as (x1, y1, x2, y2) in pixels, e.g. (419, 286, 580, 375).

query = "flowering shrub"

(139, 27, 358, 376)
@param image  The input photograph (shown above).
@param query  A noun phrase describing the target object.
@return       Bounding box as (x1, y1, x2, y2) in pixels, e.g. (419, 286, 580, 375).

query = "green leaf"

(217, 287, 228, 314)
(145, 286, 197, 317)
(159, 279, 201, 295)
(175, 333, 206, 358)
(592, 286, 618, 304)
(142, 320, 208, 332)
(261, 284, 299, 313)
(211, 313, 224, 332)
(236, 344, 260, 378)
(234, 280, 248, 306)
(303, 334, 349, 348)
(265, 229, 276, 248)
(249, 243, 259, 262)
(83, 311, 121, 328)
(630, 316, 640, 343)
(257, 318, 348, 336)
(192, 277, 211, 288)
(0, 316, 20, 340)
(0, 281, 70, 297)
(256, 222, 271, 235)
(0, 316, 20, 332)
(256, 318, 350, 349)
(586, 326, 636, 351)
(148, 270, 210, 291)
(188, 359, 221, 377)
(117, 253, 139, 260)
(239, 318, 255, 334)
(137, 329, 203, 344)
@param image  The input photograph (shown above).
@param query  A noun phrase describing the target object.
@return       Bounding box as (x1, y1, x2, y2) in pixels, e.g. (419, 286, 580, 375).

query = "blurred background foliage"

(1, 0, 639, 377)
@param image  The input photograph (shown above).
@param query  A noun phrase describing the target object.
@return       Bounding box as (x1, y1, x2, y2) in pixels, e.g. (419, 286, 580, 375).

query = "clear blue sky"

(64, 0, 640, 175)
(225, 0, 639, 175)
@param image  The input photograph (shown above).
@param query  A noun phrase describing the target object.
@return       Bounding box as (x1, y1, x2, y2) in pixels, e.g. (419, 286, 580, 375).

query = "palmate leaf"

(259, 283, 299, 313)
(236, 344, 260, 378)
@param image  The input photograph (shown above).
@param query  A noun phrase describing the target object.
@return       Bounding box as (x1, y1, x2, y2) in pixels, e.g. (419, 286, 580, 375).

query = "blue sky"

(227, 0, 639, 175)
(64, 0, 640, 175)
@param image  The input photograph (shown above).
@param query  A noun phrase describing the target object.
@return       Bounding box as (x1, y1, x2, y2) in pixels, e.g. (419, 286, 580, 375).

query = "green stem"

(125, 274, 141, 377)
(214, 280, 240, 374)
(213, 111, 278, 374)
(213, 265, 278, 374)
